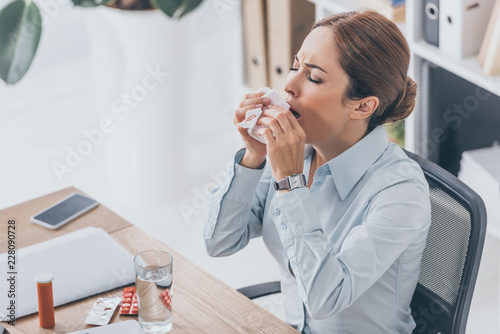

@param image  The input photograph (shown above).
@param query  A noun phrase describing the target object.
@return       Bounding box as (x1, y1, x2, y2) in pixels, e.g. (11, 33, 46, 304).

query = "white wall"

(0, 0, 281, 289)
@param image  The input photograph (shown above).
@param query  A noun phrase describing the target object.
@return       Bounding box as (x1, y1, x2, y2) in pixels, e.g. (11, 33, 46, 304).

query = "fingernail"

(248, 115, 256, 120)
(256, 104, 263, 108)
(263, 98, 270, 104)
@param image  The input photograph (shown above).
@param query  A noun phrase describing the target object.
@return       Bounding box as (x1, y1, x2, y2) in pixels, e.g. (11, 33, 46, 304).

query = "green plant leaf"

(0, 0, 42, 84)
(151, 0, 182, 18)
(71, 0, 114, 8)
(152, 0, 203, 19)
(178, 0, 203, 19)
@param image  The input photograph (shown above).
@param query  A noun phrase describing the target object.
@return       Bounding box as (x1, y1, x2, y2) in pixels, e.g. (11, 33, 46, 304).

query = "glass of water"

(134, 250, 173, 333)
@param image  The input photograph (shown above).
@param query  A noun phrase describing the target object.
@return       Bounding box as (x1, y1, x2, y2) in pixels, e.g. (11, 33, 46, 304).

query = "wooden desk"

(0, 187, 298, 334)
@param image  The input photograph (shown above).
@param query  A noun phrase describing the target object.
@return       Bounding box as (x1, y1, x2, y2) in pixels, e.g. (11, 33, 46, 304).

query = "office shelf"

(405, 0, 500, 151)
(412, 40, 500, 96)
(309, 0, 407, 34)
(308, 0, 362, 14)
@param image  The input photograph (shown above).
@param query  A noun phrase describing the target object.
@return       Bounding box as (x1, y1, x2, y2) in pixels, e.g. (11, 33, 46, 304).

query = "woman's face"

(284, 27, 358, 145)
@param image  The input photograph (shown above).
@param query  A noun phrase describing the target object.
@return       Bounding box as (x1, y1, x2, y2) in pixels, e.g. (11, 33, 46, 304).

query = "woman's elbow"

(204, 237, 239, 257)
(304, 285, 350, 320)
(205, 238, 226, 257)
(306, 303, 338, 320)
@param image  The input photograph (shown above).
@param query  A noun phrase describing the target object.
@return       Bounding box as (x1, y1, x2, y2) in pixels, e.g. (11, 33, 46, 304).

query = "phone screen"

(32, 194, 98, 227)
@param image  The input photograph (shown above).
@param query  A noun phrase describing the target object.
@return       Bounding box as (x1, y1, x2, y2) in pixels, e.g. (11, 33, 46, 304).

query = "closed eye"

(289, 67, 321, 84)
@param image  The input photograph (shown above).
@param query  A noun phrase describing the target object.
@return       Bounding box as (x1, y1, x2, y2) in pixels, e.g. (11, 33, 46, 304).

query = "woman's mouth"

(288, 106, 302, 120)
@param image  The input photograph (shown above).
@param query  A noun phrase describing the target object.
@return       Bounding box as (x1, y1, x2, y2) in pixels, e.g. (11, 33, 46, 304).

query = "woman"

(204, 10, 431, 334)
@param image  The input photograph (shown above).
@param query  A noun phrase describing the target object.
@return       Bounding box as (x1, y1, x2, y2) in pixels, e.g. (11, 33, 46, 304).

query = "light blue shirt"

(204, 126, 431, 334)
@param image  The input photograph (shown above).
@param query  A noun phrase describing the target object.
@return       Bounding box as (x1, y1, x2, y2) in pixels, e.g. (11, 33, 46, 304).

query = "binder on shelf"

(439, 0, 496, 59)
(266, 0, 315, 97)
(242, 0, 269, 90)
(357, 0, 406, 23)
(478, 0, 500, 75)
(423, 0, 439, 47)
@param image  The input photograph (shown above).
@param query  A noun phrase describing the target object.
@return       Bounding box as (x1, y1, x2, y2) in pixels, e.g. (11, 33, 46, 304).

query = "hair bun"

(386, 77, 418, 123)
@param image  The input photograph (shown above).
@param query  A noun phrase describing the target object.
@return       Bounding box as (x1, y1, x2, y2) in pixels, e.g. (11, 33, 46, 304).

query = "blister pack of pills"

(160, 288, 172, 310)
(119, 287, 138, 315)
(84, 297, 121, 326)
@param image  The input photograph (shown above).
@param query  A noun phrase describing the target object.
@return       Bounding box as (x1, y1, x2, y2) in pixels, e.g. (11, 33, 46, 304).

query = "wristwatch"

(274, 174, 307, 191)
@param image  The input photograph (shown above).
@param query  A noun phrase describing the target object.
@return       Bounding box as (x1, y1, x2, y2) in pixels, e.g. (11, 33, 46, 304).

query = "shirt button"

(281, 224, 288, 231)
(314, 182, 321, 187)
(274, 209, 281, 216)
(318, 169, 325, 176)
(291, 260, 296, 266)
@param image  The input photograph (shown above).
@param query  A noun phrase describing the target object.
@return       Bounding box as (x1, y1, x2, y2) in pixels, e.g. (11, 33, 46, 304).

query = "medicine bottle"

(35, 272, 55, 328)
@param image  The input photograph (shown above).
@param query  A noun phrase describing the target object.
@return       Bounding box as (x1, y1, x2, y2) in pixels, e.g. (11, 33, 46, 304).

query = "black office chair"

(237, 150, 487, 334)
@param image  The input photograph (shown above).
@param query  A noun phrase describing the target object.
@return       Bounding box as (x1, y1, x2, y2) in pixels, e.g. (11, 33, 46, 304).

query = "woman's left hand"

(256, 105, 306, 181)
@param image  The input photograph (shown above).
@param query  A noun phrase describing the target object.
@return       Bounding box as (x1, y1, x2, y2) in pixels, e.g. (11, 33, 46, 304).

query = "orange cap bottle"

(35, 272, 55, 328)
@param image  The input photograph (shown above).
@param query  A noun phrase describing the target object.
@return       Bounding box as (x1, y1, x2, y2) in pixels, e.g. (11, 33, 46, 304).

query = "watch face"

(289, 174, 306, 189)
(290, 177, 301, 188)
(275, 175, 305, 191)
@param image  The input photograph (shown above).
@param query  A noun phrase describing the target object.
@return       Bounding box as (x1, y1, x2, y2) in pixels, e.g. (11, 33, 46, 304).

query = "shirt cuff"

(224, 149, 267, 203)
(204, 148, 266, 240)
(270, 188, 330, 304)
(269, 187, 323, 248)
(234, 148, 267, 169)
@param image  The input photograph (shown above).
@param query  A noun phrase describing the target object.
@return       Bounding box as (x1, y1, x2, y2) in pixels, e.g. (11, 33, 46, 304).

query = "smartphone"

(31, 193, 99, 229)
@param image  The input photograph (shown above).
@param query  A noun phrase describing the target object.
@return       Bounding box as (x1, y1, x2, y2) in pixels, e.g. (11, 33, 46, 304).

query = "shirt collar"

(304, 145, 315, 160)
(323, 126, 388, 200)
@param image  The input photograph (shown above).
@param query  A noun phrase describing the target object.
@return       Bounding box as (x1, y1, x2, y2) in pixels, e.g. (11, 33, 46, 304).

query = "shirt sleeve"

(204, 148, 271, 257)
(269, 178, 431, 319)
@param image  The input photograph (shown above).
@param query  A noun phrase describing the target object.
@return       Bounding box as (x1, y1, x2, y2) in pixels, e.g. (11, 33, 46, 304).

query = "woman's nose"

(284, 75, 299, 97)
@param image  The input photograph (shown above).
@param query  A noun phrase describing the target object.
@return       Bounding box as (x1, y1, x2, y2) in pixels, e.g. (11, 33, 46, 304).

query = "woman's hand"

(256, 105, 306, 181)
(234, 92, 271, 169)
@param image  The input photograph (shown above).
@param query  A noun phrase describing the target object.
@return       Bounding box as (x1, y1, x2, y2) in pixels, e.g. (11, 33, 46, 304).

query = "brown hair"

(313, 10, 417, 131)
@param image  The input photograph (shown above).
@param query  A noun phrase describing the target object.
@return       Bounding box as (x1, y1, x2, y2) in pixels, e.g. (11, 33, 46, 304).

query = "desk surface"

(0, 187, 298, 334)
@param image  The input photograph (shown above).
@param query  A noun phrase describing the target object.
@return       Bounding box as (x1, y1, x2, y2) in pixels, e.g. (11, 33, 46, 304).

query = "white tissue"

(239, 87, 289, 144)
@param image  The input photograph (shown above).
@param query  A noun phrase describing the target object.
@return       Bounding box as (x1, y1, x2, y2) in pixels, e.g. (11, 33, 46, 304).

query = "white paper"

(460, 145, 500, 187)
(458, 144, 500, 234)
(0, 227, 135, 321)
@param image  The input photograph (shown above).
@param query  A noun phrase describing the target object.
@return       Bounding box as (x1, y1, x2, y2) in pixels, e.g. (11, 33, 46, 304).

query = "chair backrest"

(404, 150, 487, 334)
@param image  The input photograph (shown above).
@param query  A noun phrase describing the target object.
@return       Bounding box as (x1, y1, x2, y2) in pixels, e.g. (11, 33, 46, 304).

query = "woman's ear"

(350, 96, 379, 120)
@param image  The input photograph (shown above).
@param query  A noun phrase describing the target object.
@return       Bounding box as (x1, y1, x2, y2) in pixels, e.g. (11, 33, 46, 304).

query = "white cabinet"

(405, 0, 500, 153)
(305, 1, 499, 332)
(404, 1, 500, 333)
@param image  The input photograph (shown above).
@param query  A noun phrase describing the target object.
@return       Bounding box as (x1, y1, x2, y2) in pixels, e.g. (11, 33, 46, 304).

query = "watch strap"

(274, 174, 306, 191)
(274, 177, 290, 190)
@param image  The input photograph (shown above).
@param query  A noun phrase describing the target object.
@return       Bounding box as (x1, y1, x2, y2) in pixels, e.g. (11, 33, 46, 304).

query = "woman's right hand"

(234, 92, 270, 169)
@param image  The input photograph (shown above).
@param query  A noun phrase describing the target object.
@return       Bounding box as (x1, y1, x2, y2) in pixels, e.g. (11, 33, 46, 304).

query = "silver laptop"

(68, 320, 144, 334)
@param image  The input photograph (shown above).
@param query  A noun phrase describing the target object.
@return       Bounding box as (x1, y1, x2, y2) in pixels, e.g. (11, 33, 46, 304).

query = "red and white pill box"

(119, 287, 138, 315)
